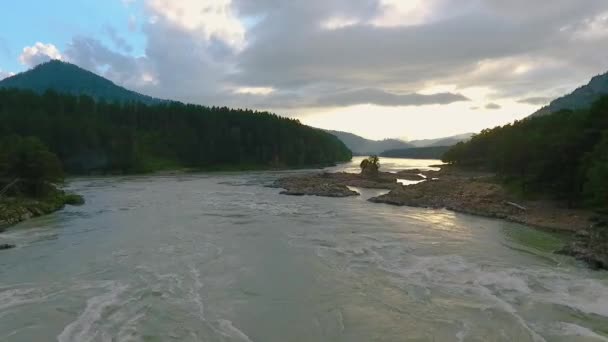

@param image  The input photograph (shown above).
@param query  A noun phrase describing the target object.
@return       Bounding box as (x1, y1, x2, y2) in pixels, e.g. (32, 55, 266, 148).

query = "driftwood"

(505, 201, 527, 211)
(0, 178, 20, 198)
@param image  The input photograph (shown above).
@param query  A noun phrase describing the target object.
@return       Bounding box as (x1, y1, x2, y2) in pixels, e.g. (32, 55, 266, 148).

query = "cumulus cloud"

(147, 0, 245, 48)
(105, 26, 133, 52)
(47, 0, 608, 118)
(19, 42, 63, 67)
(64, 37, 156, 89)
(485, 103, 501, 110)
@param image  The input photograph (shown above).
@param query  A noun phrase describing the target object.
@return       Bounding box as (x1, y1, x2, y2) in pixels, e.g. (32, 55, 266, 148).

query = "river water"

(1, 159, 607, 342)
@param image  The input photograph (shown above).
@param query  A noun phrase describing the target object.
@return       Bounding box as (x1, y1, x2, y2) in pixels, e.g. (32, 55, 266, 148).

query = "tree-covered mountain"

(0, 60, 162, 105)
(381, 146, 452, 159)
(531, 72, 608, 117)
(0, 89, 352, 174)
(326, 130, 413, 155)
(443, 96, 608, 208)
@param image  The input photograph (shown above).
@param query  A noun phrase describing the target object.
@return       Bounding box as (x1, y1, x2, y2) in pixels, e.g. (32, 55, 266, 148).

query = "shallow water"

(0, 160, 607, 341)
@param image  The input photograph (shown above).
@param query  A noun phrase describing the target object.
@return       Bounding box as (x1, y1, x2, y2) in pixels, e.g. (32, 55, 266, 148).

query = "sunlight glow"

(234, 87, 275, 96)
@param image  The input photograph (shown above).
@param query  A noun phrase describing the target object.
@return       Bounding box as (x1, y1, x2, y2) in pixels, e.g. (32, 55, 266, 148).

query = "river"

(1, 158, 607, 341)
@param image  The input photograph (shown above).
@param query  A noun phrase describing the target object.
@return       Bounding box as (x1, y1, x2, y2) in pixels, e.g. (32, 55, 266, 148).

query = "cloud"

(105, 26, 133, 52)
(64, 37, 156, 88)
(316, 88, 469, 107)
(48, 0, 608, 120)
(518, 97, 553, 105)
(485, 103, 502, 110)
(19, 42, 63, 67)
(0, 69, 14, 80)
(147, 0, 245, 48)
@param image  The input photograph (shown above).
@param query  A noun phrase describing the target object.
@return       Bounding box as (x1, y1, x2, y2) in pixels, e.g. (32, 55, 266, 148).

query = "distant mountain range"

(408, 133, 474, 148)
(326, 130, 413, 155)
(380, 146, 452, 160)
(0, 60, 163, 105)
(531, 71, 608, 117)
(327, 130, 472, 155)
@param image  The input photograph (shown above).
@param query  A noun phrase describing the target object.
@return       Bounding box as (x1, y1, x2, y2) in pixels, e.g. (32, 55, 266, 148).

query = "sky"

(1, 0, 608, 140)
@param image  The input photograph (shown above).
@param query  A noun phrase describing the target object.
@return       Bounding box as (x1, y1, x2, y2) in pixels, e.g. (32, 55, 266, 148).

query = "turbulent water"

(1, 158, 607, 342)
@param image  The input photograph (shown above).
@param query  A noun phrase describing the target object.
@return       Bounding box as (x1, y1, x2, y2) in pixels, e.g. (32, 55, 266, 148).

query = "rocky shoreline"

(0, 190, 84, 233)
(275, 166, 606, 270)
(271, 169, 424, 197)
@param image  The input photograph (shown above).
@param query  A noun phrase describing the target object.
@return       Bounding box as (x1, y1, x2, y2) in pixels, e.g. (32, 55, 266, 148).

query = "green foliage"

(63, 193, 85, 206)
(443, 96, 608, 208)
(360, 155, 380, 177)
(0, 89, 352, 175)
(0, 135, 64, 196)
(583, 132, 608, 207)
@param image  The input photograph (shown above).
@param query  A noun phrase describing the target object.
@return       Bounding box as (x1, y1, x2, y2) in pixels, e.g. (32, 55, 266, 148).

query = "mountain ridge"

(0, 60, 163, 105)
(530, 71, 608, 117)
(326, 130, 473, 155)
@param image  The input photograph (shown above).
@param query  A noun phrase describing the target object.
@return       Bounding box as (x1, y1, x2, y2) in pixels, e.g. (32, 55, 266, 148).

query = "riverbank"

(0, 188, 84, 233)
(275, 166, 606, 269)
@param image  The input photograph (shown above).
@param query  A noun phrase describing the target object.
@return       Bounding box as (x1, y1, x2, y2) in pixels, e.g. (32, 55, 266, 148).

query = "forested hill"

(443, 96, 608, 208)
(531, 72, 608, 117)
(0, 60, 162, 105)
(0, 89, 352, 174)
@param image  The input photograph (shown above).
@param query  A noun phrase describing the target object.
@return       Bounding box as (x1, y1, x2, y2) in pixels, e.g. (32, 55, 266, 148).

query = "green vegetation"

(443, 96, 608, 208)
(0, 135, 63, 197)
(0, 136, 83, 228)
(381, 146, 451, 159)
(0, 88, 352, 175)
(360, 155, 380, 177)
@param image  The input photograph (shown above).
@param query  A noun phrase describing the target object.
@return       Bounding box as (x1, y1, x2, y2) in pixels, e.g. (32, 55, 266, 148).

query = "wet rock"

(0, 243, 16, 250)
(276, 177, 359, 197)
(274, 171, 399, 198)
(369, 170, 592, 233)
(558, 217, 608, 270)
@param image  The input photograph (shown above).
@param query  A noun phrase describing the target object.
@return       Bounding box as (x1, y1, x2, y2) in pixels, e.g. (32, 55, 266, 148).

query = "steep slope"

(327, 130, 413, 155)
(531, 71, 608, 117)
(0, 60, 162, 105)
